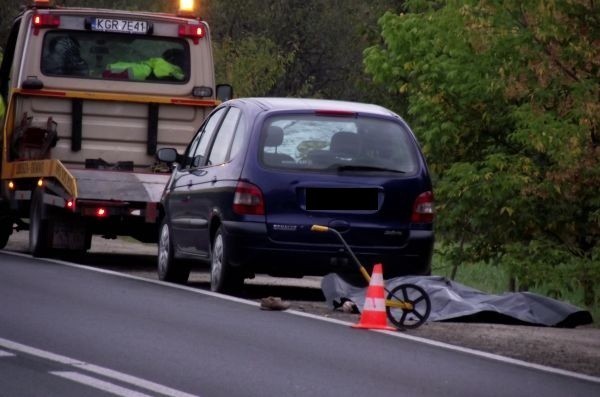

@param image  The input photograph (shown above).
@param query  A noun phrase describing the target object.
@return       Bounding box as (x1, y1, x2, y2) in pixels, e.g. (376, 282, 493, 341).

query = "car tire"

(158, 219, 190, 284)
(210, 226, 243, 293)
(29, 187, 50, 257)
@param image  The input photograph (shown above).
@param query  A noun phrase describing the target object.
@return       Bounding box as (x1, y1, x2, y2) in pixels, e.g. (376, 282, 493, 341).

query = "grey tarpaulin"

(321, 274, 593, 328)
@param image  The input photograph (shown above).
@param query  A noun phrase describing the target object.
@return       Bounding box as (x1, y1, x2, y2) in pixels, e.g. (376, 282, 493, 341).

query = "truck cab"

(0, 0, 229, 254)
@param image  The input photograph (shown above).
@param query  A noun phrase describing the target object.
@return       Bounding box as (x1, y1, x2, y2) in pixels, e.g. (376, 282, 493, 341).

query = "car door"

(187, 106, 244, 255)
(167, 107, 227, 255)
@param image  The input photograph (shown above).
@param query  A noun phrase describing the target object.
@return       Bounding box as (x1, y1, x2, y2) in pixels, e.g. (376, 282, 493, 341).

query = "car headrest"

(265, 126, 284, 147)
(330, 131, 361, 155)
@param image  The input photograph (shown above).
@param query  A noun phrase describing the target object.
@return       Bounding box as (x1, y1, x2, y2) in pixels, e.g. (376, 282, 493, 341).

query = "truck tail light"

(233, 181, 265, 215)
(178, 23, 206, 44)
(96, 208, 107, 217)
(32, 13, 60, 35)
(411, 191, 434, 223)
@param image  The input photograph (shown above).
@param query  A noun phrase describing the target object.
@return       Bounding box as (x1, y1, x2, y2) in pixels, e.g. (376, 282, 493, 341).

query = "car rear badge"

(384, 230, 405, 237)
(273, 224, 298, 231)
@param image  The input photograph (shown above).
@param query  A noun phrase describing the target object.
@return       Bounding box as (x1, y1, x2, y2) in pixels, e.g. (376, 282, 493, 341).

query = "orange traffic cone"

(352, 263, 396, 331)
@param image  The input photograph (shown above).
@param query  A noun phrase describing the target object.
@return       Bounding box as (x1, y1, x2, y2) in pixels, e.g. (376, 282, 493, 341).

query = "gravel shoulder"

(296, 304, 600, 378)
(4, 231, 600, 378)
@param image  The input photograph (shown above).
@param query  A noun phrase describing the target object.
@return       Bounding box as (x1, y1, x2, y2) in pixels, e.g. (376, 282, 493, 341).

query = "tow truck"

(0, 0, 231, 254)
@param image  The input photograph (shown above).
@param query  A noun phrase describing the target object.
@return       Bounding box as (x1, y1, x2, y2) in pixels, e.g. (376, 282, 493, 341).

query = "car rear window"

(260, 114, 419, 173)
(41, 30, 189, 83)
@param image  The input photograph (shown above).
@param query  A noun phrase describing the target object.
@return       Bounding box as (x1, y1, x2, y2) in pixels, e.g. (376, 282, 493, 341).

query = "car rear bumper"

(222, 220, 433, 278)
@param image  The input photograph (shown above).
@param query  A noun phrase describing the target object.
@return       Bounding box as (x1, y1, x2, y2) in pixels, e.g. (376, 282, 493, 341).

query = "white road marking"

(0, 337, 199, 397)
(0, 349, 16, 357)
(3, 250, 600, 384)
(51, 371, 155, 397)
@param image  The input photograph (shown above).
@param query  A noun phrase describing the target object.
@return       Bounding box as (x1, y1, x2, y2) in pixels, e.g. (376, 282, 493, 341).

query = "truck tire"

(210, 226, 243, 294)
(0, 219, 11, 249)
(29, 187, 50, 257)
(157, 219, 190, 284)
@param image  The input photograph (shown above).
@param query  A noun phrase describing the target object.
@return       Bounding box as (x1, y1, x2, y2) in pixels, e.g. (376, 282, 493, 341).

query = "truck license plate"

(91, 18, 149, 34)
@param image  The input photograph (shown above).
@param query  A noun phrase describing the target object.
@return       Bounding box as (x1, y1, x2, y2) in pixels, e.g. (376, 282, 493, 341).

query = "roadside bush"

(365, 0, 600, 313)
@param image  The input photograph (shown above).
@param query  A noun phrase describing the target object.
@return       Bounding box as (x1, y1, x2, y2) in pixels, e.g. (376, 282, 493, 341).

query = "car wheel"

(211, 226, 243, 293)
(29, 188, 50, 257)
(158, 219, 190, 284)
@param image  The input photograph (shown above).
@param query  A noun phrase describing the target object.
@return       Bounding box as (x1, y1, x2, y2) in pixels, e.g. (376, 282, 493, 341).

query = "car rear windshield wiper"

(332, 165, 406, 173)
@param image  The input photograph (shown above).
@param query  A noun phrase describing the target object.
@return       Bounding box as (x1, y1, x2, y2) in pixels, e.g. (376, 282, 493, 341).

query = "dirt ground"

(4, 231, 600, 378)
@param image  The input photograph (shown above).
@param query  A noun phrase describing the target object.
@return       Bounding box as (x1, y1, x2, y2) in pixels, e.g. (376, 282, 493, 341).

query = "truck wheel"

(157, 219, 190, 283)
(0, 219, 12, 249)
(210, 226, 243, 293)
(29, 188, 50, 257)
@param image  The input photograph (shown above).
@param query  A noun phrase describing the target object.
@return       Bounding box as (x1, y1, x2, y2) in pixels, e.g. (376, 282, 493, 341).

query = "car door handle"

(212, 176, 217, 184)
(187, 180, 193, 188)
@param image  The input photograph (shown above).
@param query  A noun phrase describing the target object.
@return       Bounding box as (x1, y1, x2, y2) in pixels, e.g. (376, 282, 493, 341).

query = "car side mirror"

(156, 147, 179, 164)
(192, 154, 205, 168)
(216, 84, 233, 102)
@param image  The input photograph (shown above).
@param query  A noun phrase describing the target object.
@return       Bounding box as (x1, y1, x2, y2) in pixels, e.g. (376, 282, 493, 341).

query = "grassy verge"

(432, 255, 599, 327)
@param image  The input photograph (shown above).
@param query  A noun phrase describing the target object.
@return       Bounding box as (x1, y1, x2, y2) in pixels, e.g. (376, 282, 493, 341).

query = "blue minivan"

(156, 98, 434, 293)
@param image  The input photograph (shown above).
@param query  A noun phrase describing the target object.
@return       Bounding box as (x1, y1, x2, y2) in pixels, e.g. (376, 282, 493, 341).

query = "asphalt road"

(1, 252, 599, 397)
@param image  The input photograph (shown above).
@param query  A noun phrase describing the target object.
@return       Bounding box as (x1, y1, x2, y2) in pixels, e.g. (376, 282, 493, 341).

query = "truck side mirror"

(216, 84, 233, 102)
(156, 147, 179, 164)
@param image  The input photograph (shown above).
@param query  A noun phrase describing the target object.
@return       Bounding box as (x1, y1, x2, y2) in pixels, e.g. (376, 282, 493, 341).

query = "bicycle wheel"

(386, 283, 431, 329)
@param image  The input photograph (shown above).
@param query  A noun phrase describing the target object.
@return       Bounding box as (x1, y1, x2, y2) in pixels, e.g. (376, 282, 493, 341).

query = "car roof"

(228, 97, 399, 118)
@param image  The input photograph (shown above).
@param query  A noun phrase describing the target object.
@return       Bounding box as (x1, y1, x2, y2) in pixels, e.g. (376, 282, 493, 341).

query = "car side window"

(182, 133, 203, 168)
(190, 107, 226, 168)
(207, 107, 241, 165)
(229, 112, 247, 161)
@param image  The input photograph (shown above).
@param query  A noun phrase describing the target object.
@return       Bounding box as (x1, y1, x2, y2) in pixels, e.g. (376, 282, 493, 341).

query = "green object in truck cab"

(106, 61, 152, 80)
(106, 58, 184, 81)
(145, 58, 184, 80)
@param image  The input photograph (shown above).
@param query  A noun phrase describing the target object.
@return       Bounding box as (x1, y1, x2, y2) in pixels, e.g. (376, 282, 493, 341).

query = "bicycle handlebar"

(310, 225, 329, 233)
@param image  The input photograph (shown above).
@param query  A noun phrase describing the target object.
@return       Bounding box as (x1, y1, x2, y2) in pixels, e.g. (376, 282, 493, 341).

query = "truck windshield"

(41, 30, 189, 83)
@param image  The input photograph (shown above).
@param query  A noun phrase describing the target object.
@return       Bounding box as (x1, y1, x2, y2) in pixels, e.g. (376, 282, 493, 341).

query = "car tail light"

(178, 22, 206, 44)
(315, 110, 357, 117)
(411, 191, 434, 223)
(233, 181, 265, 215)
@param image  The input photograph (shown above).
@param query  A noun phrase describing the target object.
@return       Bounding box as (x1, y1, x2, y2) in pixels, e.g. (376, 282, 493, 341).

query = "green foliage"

(204, 0, 401, 100)
(213, 36, 290, 97)
(365, 0, 600, 307)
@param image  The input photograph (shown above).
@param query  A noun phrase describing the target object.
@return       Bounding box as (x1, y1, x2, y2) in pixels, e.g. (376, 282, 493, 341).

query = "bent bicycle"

(311, 225, 431, 329)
